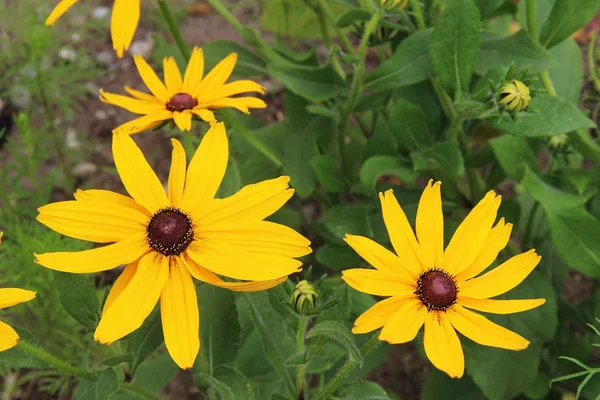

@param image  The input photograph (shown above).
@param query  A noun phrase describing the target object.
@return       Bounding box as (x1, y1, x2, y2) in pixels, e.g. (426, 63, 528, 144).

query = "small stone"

(129, 37, 154, 59)
(65, 127, 80, 149)
(59, 47, 77, 62)
(72, 162, 98, 178)
(8, 85, 31, 109)
(92, 6, 110, 19)
(94, 110, 109, 120)
(85, 82, 100, 95)
(96, 50, 114, 66)
(71, 33, 82, 43)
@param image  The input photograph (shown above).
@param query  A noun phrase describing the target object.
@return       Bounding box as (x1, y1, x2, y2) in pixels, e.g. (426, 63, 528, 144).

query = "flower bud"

(548, 133, 569, 153)
(498, 80, 531, 113)
(291, 280, 318, 315)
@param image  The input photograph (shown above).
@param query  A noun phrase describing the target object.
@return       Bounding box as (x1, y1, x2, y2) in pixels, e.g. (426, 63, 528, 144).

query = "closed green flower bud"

(498, 80, 531, 113)
(291, 280, 318, 315)
(548, 133, 569, 152)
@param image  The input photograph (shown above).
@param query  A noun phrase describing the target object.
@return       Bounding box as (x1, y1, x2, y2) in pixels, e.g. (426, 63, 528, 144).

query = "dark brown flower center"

(166, 93, 198, 112)
(416, 269, 457, 311)
(146, 207, 194, 256)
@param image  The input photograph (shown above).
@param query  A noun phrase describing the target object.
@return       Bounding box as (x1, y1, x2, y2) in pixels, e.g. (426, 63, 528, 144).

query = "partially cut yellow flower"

(381, 0, 408, 9)
(46, 0, 144, 58)
(100, 47, 267, 135)
(343, 181, 545, 378)
(35, 123, 311, 369)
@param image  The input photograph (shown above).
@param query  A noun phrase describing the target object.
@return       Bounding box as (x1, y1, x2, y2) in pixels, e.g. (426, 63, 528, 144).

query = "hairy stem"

(296, 316, 309, 397)
(157, 0, 191, 61)
(317, 0, 357, 57)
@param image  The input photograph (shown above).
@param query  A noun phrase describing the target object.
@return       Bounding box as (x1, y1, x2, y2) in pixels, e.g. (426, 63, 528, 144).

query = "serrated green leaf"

(422, 370, 484, 399)
(315, 243, 362, 271)
(268, 63, 349, 102)
(410, 141, 464, 178)
(74, 369, 119, 400)
(359, 155, 417, 188)
(0, 330, 46, 369)
(388, 99, 433, 150)
(365, 29, 434, 91)
(489, 135, 539, 180)
(322, 204, 375, 239)
(539, 0, 600, 49)
(490, 95, 596, 137)
(195, 366, 254, 400)
(53, 271, 100, 331)
(310, 155, 349, 193)
(307, 320, 362, 362)
(102, 354, 132, 367)
(112, 352, 179, 400)
(429, 0, 482, 97)
(333, 381, 390, 399)
(127, 307, 163, 376)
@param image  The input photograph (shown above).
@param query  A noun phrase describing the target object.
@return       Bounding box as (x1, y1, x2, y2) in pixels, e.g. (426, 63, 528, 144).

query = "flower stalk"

(157, 0, 191, 61)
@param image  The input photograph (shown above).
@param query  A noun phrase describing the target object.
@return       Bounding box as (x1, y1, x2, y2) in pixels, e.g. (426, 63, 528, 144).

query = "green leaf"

(524, 371, 551, 399)
(216, 156, 242, 198)
(336, 8, 372, 27)
(310, 155, 349, 193)
(268, 63, 349, 102)
(547, 38, 583, 104)
(489, 135, 539, 180)
(53, 271, 100, 330)
(359, 155, 418, 188)
(306, 321, 362, 362)
(364, 29, 434, 91)
(315, 243, 362, 271)
(520, 166, 596, 210)
(475, 30, 555, 75)
(74, 369, 119, 400)
(473, 0, 507, 19)
(283, 120, 321, 198)
(322, 204, 376, 240)
(195, 366, 254, 400)
(112, 352, 179, 400)
(490, 95, 596, 137)
(333, 381, 390, 399)
(388, 99, 433, 150)
(546, 207, 600, 279)
(422, 370, 484, 400)
(203, 40, 267, 77)
(539, 0, 600, 49)
(429, 0, 482, 97)
(0, 330, 46, 368)
(569, 129, 600, 162)
(127, 307, 163, 376)
(410, 141, 465, 179)
(102, 354, 132, 367)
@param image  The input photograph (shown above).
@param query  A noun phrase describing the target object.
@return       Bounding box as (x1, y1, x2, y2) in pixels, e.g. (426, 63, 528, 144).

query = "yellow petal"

(443, 191, 501, 276)
(134, 55, 169, 102)
(459, 250, 541, 299)
(197, 176, 293, 225)
(455, 219, 512, 282)
(0, 320, 19, 352)
(111, 0, 141, 58)
(45, 0, 79, 25)
(183, 47, 205, 93)
(102, 262, 138, 316)
(423, 311, 464, 378)
(191, 108, 216, 123)
(74, 189, 150, 216)
(415, 181, 444, 269)
(163, 57, 183, 94)
(112, 132, 169, 213)
(341, 269, 415, 296)
(0, 289, 36, 309)
(204, 97, 267, 113)
(379, 190, 426, 274)
(186, 240, 301, 281)
(168, 139, 187, 208)
(124, 86, 163, 104)
(94, 253, 168, 343)
(459, 297, 546, 314)
(193, 53, 237, 97)
(160, 257, 199, 369)
(352, 295, 413, 334)
(184, 257, 286, 292)
(35, 233, 148, 273)
(37, 200, 148, 243)
(172, 111, 193, 131)
(200, 80, 265, 104)
(447, 305, 529, 350)
(198, 220, 311, 258)
(180, 122, 228, 217)
(112, 110, 173, 135)
(379, 299, 427, 343)
(100, 90, 164, 115)
(344, 234, 418, 280)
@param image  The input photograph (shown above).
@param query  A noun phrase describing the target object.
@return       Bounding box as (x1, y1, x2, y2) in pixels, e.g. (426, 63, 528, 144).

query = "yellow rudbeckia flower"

(99, 47, 267, 135)
(381, 0, 408, 8)
(46, 0, 145, 58)
(34, 123, 311, 369)
(342, 181, 545, 378)
(0, 232, 37, 352)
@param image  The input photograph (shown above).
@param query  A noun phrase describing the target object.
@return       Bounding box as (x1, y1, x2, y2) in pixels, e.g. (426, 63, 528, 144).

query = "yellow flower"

(99, 47, 267, 135)
(381, 0, 408, 8)
(35, 123, 311, 369)
(46, 0, 145, 58)
(0, 232, 37, 352)
(499, 80, 531, 112)
(342, 181, 545, 378)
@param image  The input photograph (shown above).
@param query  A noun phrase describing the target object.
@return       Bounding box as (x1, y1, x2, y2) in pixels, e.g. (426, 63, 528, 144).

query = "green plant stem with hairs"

(315, 1, 346, 79)
(525, 0, 557, 96)
(296, 316, 309, 397)
(18, 340, 163, 400)
(316, 0, 357, 57)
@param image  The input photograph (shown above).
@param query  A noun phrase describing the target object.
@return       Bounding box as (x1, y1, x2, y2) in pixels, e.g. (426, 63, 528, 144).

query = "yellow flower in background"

(342, 181, 545, 378)
(499, 80, 531, 112)
(46, 0, 146, 58)
(100, 47, 267, 135)
(35, 123, 311, 369)
(381, 0, 408, 9)
(0, 232, 37, 352)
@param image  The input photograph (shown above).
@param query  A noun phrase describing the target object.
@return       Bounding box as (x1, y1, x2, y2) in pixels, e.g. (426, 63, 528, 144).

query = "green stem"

(525, 0, 557, 96)
(459, 131, 481, 202)
(446, 115, 464, 141)
(157, 0, 191, 61)
(313, 333, 380, 400)
(317, 0, 357, 57)
(409, 0, 427, 30)
(204, 0, 244, 32)
(589, 31, 600, 93)
(316, 1, 346, 79)
(180, 130, 195, 160)
(296, 316, 309, 397)
(120, 382, 165, 400)
(539, 71, 557, 96)
(523, 201, 540, 248)
(338, 11, 382, 172)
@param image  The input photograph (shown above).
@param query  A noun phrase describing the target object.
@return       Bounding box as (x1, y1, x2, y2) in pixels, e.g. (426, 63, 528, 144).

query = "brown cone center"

(416, 269, 457, 311)
(166, 93, 198, 112)
(146, 208, 193, 256)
